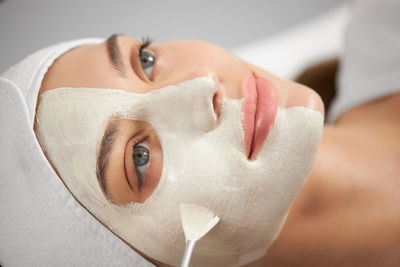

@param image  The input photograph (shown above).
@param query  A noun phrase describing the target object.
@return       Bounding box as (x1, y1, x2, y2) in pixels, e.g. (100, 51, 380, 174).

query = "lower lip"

(242, 73, 278, 160)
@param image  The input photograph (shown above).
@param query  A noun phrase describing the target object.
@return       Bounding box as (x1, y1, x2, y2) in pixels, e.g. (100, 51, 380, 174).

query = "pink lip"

(242, 73, 278, 160)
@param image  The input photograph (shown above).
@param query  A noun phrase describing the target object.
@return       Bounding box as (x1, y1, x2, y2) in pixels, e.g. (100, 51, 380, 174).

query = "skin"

(37, 36, 400, 266)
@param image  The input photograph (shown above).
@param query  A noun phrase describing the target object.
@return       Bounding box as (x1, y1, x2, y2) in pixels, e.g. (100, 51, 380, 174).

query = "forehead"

(40, 43, 123, 91)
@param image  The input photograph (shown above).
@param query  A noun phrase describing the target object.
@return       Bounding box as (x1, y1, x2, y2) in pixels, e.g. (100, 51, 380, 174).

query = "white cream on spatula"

(180, 204, 220, 267)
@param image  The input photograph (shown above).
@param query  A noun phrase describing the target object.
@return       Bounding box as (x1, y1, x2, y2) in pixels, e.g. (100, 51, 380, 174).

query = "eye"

(133, 141, 150, 189)
(139, 49, 155, 80)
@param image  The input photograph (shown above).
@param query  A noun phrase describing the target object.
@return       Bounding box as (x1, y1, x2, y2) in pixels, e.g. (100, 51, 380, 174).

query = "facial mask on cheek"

(36, 76, 323, 266)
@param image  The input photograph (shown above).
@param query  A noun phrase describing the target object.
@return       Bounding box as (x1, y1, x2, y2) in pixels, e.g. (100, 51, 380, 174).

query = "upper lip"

(242, 72, 278, 160)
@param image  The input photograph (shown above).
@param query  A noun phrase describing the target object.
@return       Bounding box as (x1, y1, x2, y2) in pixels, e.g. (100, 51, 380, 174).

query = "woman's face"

(36, 35, 324, 266)
(40, 35, 323, 202)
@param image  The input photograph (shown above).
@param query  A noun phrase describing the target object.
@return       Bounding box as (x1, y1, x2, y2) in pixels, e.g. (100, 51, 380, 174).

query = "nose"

(212, 88, 222, 118)
(209, 62, 251, 118)
(182, 69, 245, 120)
(158, 40, 249, 102)
(160, 64, 248, 120)
(211, 61, 249, 101)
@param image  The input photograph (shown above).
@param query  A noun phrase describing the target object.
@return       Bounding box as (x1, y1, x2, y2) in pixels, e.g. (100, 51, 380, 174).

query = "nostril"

(212, 91, 222, 119)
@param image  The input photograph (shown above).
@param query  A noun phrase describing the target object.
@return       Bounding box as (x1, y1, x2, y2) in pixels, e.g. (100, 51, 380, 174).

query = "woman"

(1, 0, 399, 266)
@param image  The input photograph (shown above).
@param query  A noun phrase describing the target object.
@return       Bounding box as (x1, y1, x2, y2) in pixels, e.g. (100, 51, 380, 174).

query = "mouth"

(242, 73, 278, 160)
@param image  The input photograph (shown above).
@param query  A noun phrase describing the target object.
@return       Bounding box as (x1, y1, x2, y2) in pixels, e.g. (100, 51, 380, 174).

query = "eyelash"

(137, 36, 153, 57)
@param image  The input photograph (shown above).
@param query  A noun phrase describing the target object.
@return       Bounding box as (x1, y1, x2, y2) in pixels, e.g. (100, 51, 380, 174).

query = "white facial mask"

(36, 76, 323, 266)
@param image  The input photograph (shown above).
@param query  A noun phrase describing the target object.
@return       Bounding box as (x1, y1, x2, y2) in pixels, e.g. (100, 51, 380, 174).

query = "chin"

(285, 82, 325, 116)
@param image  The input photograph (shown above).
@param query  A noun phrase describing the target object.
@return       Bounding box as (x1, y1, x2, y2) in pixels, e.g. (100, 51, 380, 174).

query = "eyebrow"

(106, 34, 127, 77)
(97, 119, 119, 195)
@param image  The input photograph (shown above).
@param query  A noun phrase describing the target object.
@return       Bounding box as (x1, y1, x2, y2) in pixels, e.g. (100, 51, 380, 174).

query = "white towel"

(329, 0, 400, 121)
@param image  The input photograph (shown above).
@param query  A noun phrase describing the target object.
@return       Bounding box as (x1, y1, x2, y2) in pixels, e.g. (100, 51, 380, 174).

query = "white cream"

(180, 204, 220, 242)
(36, 76, 323, 266)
